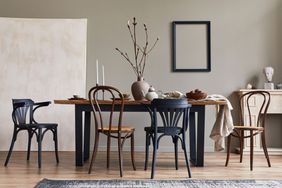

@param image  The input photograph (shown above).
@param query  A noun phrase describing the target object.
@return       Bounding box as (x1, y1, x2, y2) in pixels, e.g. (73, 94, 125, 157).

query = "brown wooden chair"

(88, 85, 136, 177)
(225, 90, 271, 171)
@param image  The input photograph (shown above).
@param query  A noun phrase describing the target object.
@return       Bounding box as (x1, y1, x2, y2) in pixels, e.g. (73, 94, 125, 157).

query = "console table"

(54, 99, 226, 167)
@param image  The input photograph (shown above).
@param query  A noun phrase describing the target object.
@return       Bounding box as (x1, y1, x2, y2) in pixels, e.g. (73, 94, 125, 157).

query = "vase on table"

(131, 76, 150, 101)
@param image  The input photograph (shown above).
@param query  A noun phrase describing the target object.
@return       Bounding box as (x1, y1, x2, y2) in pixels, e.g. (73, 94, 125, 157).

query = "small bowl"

(122, 93, 130, 99)
(73, 95, 81, 99)
(277, 84, 282, 89)
(186, 91, 207, 100)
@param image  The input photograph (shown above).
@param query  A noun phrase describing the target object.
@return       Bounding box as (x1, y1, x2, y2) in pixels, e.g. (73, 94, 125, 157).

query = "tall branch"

(147, 37, 159, 54)
(140, 23, 149, 74)
(116, 17, 159, 78)
(132, 17, 139, 76)
(115, 48, 138, 76)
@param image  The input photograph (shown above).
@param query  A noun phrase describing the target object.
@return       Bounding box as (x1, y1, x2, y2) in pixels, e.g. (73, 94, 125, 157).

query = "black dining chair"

(144, 99, 192, 179)
(4, 99, 59, 168)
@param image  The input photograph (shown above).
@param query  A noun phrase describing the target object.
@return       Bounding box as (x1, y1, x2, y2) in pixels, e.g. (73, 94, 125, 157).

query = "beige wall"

(0, 0, 282, 152)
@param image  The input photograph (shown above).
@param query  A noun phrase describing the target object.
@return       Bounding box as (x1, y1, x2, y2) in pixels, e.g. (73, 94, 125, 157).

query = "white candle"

(102, 65, 105, 85)
(96, 59, 99, 85)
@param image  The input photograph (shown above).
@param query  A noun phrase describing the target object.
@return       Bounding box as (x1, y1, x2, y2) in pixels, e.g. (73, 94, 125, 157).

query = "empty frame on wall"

(172, 21, 211, 72)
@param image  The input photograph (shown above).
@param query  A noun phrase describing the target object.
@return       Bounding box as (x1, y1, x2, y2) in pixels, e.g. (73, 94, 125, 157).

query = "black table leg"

(75, 105, 83, 166)
(84, 111, 91, 161)
(189, 105, 205, 167)
(196, 105, 205, 167)
(189, 112, 196, 163)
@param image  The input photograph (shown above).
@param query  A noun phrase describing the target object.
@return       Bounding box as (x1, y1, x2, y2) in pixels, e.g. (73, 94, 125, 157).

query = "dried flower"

(116, 17, 159, 78)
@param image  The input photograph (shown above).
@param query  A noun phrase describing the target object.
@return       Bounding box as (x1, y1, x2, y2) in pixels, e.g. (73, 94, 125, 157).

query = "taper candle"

(102, 65, 105, 85)
(96, 59, 99, 85)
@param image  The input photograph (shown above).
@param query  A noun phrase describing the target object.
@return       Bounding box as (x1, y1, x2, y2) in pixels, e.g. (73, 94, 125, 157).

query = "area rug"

(35, 179, 282, 188)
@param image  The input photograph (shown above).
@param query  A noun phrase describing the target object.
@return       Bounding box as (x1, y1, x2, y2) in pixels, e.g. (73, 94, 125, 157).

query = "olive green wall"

(1, 0, 282, 151)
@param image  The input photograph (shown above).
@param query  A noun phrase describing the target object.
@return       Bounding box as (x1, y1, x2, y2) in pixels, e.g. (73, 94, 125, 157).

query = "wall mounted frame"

(172, 21, 211, 72)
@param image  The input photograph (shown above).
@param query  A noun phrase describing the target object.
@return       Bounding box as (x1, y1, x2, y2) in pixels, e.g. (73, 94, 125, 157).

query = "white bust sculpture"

(264, 66, 274, 89)
(264, 66, 274, 82)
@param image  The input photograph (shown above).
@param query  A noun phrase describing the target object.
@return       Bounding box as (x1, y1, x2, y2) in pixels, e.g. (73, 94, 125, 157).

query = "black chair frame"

(144, 99, 192, 179)
(4, 99, 59, 168)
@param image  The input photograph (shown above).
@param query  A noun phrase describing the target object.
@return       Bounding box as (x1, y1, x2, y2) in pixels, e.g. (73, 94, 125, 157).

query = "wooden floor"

(0, 151, 282, 187)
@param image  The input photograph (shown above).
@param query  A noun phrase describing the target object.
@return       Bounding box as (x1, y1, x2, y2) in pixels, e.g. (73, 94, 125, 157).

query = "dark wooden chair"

(225, 91, 271, 171)
(144, 99, 192, 179)
(4, 99, 59, 168)
(88, 85, 136, 177)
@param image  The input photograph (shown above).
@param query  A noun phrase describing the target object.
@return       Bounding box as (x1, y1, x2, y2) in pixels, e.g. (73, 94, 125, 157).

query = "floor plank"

(0, 151, 282, 187)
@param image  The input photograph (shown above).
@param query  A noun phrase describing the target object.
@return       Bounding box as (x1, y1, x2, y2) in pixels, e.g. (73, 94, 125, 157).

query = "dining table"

(54, 99, 226, 167)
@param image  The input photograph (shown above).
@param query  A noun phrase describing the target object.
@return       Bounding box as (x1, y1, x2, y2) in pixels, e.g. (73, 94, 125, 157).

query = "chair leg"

(37, 128, 42, 168)
(4, 128, 17, 166)
(27, 130, 32, 161)
(118, 133, 123, 177)
(261, 132, 271, 167)
(225, 135, 232, 167)
(144, 132, 150, 171)
(130, 132, 136, 171)
(239, 130, 244, 163)
(54, 128, 59, 163)
(106, 135, 111, 169)
(173, 136, 178, 170)
(88, 132, 100, 174)
(250, 130, 254, 171)
(182, 133, 192, 178)
(151, 133, 158, 179)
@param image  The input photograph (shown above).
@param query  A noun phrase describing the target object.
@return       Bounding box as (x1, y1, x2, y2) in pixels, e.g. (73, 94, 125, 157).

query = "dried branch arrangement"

(116, 17, 159, 78)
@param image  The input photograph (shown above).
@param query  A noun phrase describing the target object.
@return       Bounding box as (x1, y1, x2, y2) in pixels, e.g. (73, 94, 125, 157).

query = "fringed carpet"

(35, 179, 282, 188)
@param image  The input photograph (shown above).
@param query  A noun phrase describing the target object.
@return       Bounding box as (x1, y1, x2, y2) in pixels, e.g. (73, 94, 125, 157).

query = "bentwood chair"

(144, 99, 192, 179)
(4, 99, 59, 168)
(88, 85, 136, 177)
(225, 91, 271, 171)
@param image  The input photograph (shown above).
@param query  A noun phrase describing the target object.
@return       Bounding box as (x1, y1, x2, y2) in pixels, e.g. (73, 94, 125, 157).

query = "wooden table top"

(54, 99, 227, 106)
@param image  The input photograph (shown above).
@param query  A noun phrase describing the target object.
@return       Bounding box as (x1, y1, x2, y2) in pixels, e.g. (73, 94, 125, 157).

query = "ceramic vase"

(131, 76, 150, 101)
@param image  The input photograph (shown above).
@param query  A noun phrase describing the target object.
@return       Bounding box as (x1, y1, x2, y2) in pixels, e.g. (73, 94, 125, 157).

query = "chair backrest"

(88, 85, 124, 132)
(239, 91, 270, 128)
(12, 99, 34, 126)
(151, 99, 191, 131)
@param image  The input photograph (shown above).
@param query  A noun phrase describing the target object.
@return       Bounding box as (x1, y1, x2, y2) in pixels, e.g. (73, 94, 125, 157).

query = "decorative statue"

(264, 66, 274, 89)
(264, 67, 274, 82)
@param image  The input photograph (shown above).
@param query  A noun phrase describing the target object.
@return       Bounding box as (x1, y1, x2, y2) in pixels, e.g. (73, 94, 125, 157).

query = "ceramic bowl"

(122, 93, 130, 99)
(73, 95, 81, 99)
(186, 91, 207, 100)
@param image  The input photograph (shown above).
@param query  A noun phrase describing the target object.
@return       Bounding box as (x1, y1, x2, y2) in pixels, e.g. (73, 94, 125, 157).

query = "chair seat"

(234, 125, 264, 131)
(98, 126, 135, 133)
(144, 126, 182, 135)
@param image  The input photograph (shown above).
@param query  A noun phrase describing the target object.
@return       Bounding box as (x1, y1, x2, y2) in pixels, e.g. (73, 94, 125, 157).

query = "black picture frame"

(172, 21, 211, 72)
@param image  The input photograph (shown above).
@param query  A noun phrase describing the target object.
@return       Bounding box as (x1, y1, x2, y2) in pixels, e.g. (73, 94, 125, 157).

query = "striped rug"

(35, 179, 282, 188)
